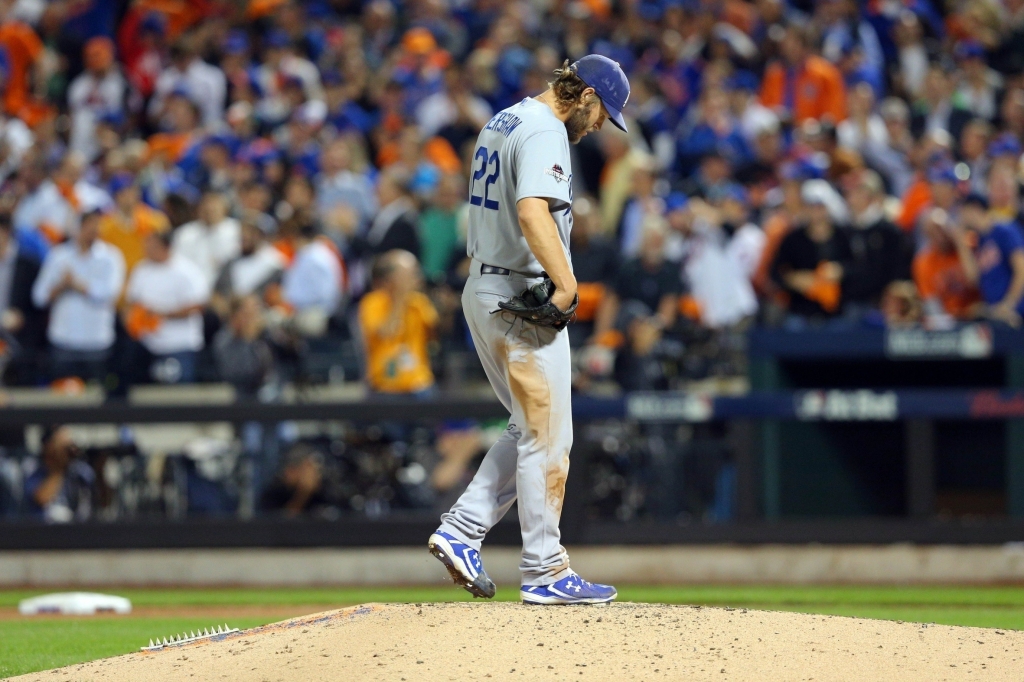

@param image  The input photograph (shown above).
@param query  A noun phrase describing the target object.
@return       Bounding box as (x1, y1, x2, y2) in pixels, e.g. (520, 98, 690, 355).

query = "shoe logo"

(565, 579, 581, 593)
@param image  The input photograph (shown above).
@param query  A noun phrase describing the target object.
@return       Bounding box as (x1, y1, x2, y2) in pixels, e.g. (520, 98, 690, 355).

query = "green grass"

(0, 617, 270, 679)
(2, 585, 1024, 678)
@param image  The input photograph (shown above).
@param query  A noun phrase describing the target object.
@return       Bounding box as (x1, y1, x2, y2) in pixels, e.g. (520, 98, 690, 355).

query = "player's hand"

(551, 287, 577, 312)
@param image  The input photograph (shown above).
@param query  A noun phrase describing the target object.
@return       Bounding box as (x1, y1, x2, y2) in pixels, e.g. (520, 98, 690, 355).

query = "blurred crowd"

(0, 0, 1023, 397)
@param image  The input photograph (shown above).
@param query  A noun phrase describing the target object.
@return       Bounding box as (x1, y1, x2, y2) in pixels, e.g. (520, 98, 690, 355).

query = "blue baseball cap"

(571, 55, 630, 133)
(664, 191, 689, 213)
(109, 172, 136, 196)
(927, 163, 957, 184)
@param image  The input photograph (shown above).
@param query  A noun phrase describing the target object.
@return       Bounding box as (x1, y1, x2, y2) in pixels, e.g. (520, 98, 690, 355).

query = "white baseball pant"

(438, 259, 573, 586)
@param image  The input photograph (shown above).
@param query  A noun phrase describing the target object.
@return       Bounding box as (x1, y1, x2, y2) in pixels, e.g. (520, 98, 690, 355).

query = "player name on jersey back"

(483, 111, 524, 137)
(465, 98, 574, 276)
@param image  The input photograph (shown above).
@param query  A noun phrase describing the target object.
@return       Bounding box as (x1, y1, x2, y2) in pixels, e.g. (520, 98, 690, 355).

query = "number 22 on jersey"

(470, 146, 500, 210)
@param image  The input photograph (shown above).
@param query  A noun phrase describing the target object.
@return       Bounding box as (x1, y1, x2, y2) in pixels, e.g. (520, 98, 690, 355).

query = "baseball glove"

(495, 278, 578, 331)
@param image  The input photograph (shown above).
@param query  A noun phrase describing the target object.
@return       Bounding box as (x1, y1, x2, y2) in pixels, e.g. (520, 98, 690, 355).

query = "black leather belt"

(480, 263, 546, 277)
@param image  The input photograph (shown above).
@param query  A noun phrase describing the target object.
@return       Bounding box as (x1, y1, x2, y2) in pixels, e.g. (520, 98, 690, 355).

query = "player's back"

(465, 97, 573, 276)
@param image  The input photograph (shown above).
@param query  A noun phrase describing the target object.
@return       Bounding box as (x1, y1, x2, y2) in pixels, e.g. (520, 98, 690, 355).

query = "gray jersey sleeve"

(515, 131, 573, 207)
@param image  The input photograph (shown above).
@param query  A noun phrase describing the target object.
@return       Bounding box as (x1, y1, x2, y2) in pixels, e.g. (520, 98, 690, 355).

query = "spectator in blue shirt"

(958, 193, 1024, 327)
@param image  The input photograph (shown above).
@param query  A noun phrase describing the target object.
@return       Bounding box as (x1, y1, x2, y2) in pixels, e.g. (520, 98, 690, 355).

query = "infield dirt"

(9, 601, 1024, 681)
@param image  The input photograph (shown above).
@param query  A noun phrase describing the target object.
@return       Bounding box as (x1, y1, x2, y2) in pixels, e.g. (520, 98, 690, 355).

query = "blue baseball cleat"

(520, 572, 617, 605)
(428, 531, 496, 599)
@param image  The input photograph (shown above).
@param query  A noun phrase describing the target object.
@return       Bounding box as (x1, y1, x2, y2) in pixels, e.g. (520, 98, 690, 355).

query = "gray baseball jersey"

(465, 97, 574, 275)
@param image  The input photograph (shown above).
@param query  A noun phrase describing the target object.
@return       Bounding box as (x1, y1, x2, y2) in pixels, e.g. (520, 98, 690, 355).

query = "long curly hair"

(549, 59, 596, 110)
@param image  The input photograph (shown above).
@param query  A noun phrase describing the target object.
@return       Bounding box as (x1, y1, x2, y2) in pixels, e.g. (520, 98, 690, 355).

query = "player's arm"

(992, 249, 1024, 327)
(517, 197, 577, 311)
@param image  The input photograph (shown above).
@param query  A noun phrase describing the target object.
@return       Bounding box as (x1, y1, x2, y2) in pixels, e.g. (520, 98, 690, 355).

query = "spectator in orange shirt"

(147, 89, 202, 166)
(358, 250, 438, 397)
(98, 172, 171, 276)
(760, 25, 846, 125)
(0, 19, 53, 127)
(913, 207, 979, 325)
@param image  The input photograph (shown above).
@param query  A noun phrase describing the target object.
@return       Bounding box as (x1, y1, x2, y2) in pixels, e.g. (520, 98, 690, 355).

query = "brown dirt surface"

(10, 602, 1024, 681)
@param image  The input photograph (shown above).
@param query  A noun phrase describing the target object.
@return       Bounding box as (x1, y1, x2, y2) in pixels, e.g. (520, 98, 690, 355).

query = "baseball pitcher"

(429, 55, 630, 605)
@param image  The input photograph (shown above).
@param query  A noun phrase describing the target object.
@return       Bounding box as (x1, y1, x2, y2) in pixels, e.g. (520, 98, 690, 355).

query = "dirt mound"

(9, 602, 1024, 681)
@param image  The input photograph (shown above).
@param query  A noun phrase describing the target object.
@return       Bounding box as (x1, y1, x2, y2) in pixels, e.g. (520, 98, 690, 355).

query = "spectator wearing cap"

(359, 249, 438, 396)
(987, 133, 1023, 199)
(760, 25, 847, 125)
(23, 426, 94, 523)
(322, 70, 377, 137)
(913, 207, 979, 324)
(172, 190, 241, 290)
(391, 27, 449, 115)
(31, 209, 125, 383)
(818, 0, 885, 97)
(123, 231, 210, 384)
(212, 215, 286, 315)
(149, 34, 227, 130)
(957, 193, 1024, 327)
(68, 37, 125, 163)
(278, 101, 327, 177)
(840, 169, 914, 314)
(0, 213, 43, 384)
(317, 137, 378, 238)
(677, 88, 751, 178)
(253, 30, 324, 127)
(98, 172, 171, 276)
(953, 41, 999, 122)
(771, 182, 853, 322)
(280, 220, 343, 338)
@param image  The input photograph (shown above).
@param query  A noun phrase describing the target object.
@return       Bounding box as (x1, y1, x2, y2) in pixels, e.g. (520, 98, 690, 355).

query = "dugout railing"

(3, 385, 1024, 549)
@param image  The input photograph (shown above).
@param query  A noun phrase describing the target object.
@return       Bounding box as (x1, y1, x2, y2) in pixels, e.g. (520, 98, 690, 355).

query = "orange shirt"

(0, 21, 44, 124)
(359, 289, 437, 394)
(760, 56, 846, 124)
(98, 204, 171, 276)
(896, 176, 931, 232)
(148, 132, 197, 165)
(912, 247, 979, 318)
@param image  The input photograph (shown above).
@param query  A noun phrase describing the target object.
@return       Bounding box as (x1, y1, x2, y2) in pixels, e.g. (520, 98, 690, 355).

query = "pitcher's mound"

(10, 602, 1024, 681)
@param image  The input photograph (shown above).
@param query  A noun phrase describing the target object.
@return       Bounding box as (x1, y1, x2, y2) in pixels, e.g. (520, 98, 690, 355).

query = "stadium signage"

(794, 390, 898, 421)
(626, 393, 714, 422)
(884, 324, 993, 359)
(969, 391, 1024, 418)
